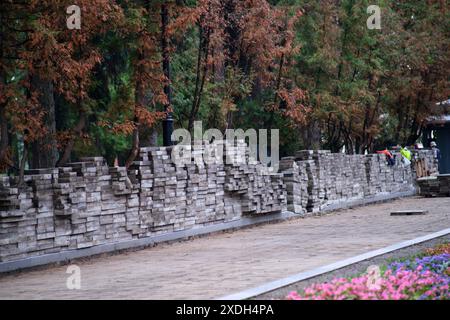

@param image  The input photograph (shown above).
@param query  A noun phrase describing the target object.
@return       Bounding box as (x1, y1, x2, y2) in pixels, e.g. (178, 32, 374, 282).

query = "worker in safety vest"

(377, 149, 395, 166)
(430, 141, 441, 160)
(400, 146, 412, 166)
(431, 141, 441, 173)
(400, 147, 412, 161)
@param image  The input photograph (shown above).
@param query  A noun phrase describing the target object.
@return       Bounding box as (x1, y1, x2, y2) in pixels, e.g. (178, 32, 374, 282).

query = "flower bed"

(287, 243, 450, 300)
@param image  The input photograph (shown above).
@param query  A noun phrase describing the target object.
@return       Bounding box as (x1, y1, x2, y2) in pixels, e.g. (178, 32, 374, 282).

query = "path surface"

(0, 196, 449, 300)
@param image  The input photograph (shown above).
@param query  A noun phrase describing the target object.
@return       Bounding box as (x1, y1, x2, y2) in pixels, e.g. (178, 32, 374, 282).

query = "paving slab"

(390, 210, 428, 216)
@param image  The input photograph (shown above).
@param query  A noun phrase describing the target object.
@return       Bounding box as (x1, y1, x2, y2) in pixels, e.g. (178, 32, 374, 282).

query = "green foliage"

(1, 0, 449, 172)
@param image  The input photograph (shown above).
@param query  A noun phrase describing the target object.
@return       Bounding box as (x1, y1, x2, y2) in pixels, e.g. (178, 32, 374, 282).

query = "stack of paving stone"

(347, 154, 366, 200)
(223, 140, 286, 215)
(310, 150, 330, 210)
(366, 153, 393, 194)
(25, 169, 57, 254)
(293, 150, 321, 213)
(69, 159, 99, 248)
(131, 147, 155, 236)
(325, 153, 365, 204)
(0, 175, 32, 262)
(393, 152, 415, 193)
(437, 174, 450, 196)
(53, 166, 81, 250)
(364, 154, 383, 195)
(203, 162, 228, 223)
(375, 153, 391, 193)
(25, 169, 58, 255)
(224, 163, 249, 194)
(138, 147, 180, 234)
(325, 153, 343, 202)
(0, 168, 60, 261)
(355, 155, 367, 195)
(328, 152, 363, 207)
(0, 177, 20, 214)
(418, 174, 450, 197)
(437, 174, 450, 197)
(417, 176, 441, 197)
(388, 153, 402, 192)
(397, 152, 414, 191)
(378, 154, 393, 193)
(293, 150, 341, 213)
(280, 157, 308, 214)
(224, 139, 248, 169)
(109, 165, 141, 237)
(0, 146, 439, 265)
(73, 158, 131, 248)
(133, 143, 234, 233)
(242, 167, 286, 214)
(280, 149, 437, 215)
(286, 150, 414, 214)
(185, 150, 224, 226)
(223, 139, 253, 194)
(190, 142, 232, 225)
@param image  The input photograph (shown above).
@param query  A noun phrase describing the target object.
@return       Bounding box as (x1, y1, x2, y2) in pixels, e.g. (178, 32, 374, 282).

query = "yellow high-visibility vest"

(400, 148, 412, 161)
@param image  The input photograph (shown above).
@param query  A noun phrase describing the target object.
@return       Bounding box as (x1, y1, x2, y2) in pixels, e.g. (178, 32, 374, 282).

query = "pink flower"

(285, 265, 449, 300)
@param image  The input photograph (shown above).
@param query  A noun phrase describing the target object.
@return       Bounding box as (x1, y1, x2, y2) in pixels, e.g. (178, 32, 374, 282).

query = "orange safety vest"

(376, 149, 394, 158)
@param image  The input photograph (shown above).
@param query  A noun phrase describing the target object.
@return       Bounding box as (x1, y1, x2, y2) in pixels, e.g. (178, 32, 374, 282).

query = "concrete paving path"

(0, 196, 449, 300)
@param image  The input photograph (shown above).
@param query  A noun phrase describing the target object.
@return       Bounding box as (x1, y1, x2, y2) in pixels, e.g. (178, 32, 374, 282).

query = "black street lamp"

(161, 2, 173, 146)
(163, 113, 174, 146)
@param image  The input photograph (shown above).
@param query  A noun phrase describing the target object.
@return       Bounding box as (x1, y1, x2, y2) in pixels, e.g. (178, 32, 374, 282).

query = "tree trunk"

(161, 2, 172, 110)
(161, 1, 174, 146)
(188, 23, 210, 133)
(30, 75, 58, 169)
(223, 0, 239, 67)
(140, 127, 158, 147)
(56, 111, 86, 166)
(0, 76, 9, 168)
(0, 106, 10, 170)
(17, 143, 28, 187)
(0, 20, 9, 170)
(126, 67, 147, 168)
(306, 121, 321, 150)
(125, 121, 139, 169)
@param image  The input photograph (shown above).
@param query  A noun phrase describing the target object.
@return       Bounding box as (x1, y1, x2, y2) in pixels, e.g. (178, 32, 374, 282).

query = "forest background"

(1, 0, 449, 180)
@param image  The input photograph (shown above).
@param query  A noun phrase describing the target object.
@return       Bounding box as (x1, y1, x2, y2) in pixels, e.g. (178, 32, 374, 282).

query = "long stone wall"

(0, 144, 437, 268)
(280, 150, 437, 214)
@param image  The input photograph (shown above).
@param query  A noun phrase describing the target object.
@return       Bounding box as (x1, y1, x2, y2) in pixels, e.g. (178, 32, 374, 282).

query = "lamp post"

(163, 113, 174, 146)
(161, 1, 173, 146)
